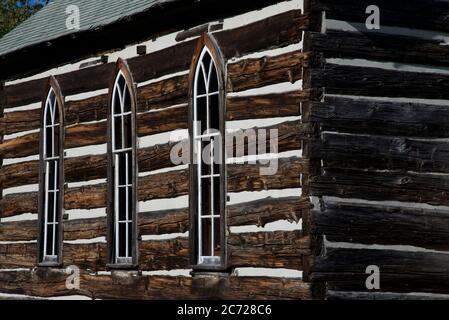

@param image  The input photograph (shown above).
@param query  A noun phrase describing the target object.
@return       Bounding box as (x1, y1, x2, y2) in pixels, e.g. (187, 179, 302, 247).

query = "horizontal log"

(136, 74, 189, 113)
(226, 91, 303, 121)
(0, 121, 109, 159)
(137, 105, 187, 137)
(312, 63, 449, 100)
(128, 40, 196, 84)
(0, 94, 109, 136)
(327, 291, 449, 300)
(216, 9, 306, 59)
(175, 23, 210, 42)
(228, 196, 308, 227)
(311, 0, 449, 33)
(227, 51, 308, 92)
(0, 230, 307, 271)
(3, 78, 47, 109)
(0, 156, 305, 217)
(313, 199, 449, 251)
(311, 167, 449, 206)
(311, 96, 449, 138)
(309, 30, 449, 68)
(1, 197, 308, 242)
(0, 269, 311, 300)
(316, 132, 449, 174)
(4, 63, 115, 110)
(229, 231, 310, 270)
(313, 246, 449, 294)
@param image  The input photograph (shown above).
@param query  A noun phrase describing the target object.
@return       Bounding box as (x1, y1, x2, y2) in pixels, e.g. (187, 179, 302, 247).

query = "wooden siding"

(305, 0, 449, 299)
(0, 2, 309, 300)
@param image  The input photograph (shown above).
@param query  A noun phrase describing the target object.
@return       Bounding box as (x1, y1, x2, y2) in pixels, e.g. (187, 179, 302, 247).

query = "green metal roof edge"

(0, 0, 178, 57)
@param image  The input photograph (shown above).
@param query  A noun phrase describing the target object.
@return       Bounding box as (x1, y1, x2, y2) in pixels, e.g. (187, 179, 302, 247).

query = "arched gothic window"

(108, 64, 137, 267)
(39, 79, 64, 265)
(190, 35, 226, 269)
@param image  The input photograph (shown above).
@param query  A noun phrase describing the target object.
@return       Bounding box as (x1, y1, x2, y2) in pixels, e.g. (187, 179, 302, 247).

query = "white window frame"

(111, 71, 134, 265)
(193, 47, 222, 266)
(42, 88, 60, 263)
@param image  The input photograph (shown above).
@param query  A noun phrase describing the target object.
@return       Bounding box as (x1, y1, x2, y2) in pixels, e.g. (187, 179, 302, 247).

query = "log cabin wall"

(305, 0, 449, 299)
(0, 0, 313, 299)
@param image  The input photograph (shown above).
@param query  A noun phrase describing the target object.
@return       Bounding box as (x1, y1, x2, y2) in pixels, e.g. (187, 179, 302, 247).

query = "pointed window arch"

(108, 60, 138, 267)
(189, 34, 227, 270)
(38, 77, 64, 265)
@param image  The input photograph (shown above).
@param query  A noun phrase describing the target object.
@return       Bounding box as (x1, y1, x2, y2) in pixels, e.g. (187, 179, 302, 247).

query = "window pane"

(127, 221, 133, 258)
(202, 53, 212, 76)
(53, 125, 60, 157)
(209, 94, 220, 130)
(209, 63, 219, 93)
(45, 126, 53, 157)
(196, 68, 206, 95)
(46, 224, 54, 255)
(54, 223, 60, 255)
(201, 138, 212, 176)
(201, 178, 211, 216)
(196, 96, 207, 134)
(47, 192, 55, 223)
(127, 186, 133, 221)
(113, 89, 122, 115)
(118, 222, 127, 258)
(118, 186, 127, 221)
(114, 116, 122, 150)
(201, 218, 212, 257)
(214, 217, 221, 257)
(53, 102, 59, 125)
(123, 114, 132, 149)
(213, 176, 220, 216)
(117, 153, 127, 186)
(54, 191, 60, 223)
(123, 87, 131, 113)
(47, 161, 57, 191)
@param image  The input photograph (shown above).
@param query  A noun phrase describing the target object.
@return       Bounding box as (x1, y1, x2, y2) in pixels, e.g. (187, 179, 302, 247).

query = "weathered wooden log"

(1, 197, 308, 242)
(229, 231, 310, 270)
(227, 51, 308, 92)
(136, 74, 189, 113)
(215, 9, 306, 59)
(313, 199, 449, 251)
(128, 40, 196, 84)
(313, 246, 449, 294)
(175, 23, 210, 42)
(0, 269, 311, 300)
(228, 196, 308, 227)
(310, 0, 449, 33)
(226, 91, 303, 121)
(137, 105, 188, 137)
(316, 132, 449, 173)
(312, 63, 449, 100)
(327, 291, 449, 301)
(3, 78, 47, 109)
(0, 230, 307, 271)
(309, 30, 449, 68)
(311, 96, 449, 138)
(311, 167, 449, 206)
